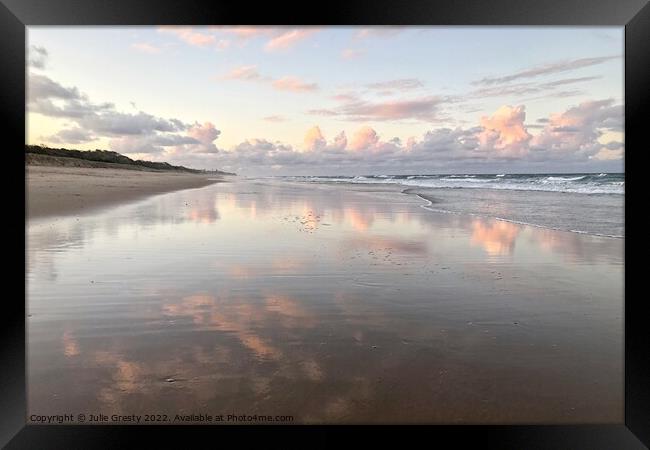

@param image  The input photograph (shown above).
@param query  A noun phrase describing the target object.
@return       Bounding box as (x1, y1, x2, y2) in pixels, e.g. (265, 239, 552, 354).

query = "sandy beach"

(26, 177, 623, 424)
(26, 165, 224, 219)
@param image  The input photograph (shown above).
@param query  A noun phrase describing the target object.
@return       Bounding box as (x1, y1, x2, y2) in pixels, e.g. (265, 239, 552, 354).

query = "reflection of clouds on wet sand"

(88, 345, 226, 415)
(218, 256, 309, 280)
(62, 330, 80, 357)
(340, 234, 429, 268)
(343, 206, 374, 232)
(186, 205, 219, 224)
(162, 293, 284, 360)
(344, 235, 428, 255)
(470, 219, 520, 256)
(266, 295, 316, 326)
(526, 228, 622, 263)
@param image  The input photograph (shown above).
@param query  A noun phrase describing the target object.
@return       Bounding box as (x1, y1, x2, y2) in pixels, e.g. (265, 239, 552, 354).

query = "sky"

(26, 26, 624, 175)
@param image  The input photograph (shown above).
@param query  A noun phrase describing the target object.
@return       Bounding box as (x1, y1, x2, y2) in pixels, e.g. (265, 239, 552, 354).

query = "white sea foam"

(282, 173, 624, 195)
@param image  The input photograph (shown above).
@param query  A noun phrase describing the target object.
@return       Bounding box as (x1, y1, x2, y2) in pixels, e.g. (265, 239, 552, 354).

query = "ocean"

(277, 173, 625, 238)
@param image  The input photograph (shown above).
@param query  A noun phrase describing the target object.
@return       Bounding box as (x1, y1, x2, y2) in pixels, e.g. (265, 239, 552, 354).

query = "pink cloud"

(341, 48, 365, 60)
(265, 29, 319, 51)
(350, 126, 380, 151)
(332, 93, 358, 102)
(272, 76, 318, 92)
(220, 68, 318, 94)
(478, 105, 531, 157)
(337, 97, 444, 122)
(188, 122, 221, 145)
(262, 115, 286, 122)
(158, 27, 217, 47)
(221, 65, 261, 81)
(303, 126, 326, 151)
(209, 26, 276, 39)
(131, 43, 162, 54)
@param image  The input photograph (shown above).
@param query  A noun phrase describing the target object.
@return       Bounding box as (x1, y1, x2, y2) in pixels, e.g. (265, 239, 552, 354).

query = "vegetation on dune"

(25, 145, 235, 175)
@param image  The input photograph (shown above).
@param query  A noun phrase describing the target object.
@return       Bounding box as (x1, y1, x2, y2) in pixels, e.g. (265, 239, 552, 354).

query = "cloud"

(188, 122, 221, 145)
(158, 27, 217, 47)
(262, 115, 286, 122)
(131, 43, 162, 54)
(349, 126, 379, 151)
(332, 131, 348, 150)
(46, 128, 96, 144)
(221, 65, 262, 81)
(592, 145, 623, 161)
(195, 100, 622, 175)
(112, 123, 222, 157)
(109, 134, 199, 154)
(474, 55, 620, 85)
(311, 96, 445, 122)
(29, 73, 623, 174)
(478, 105, 532, 157)
(29, 75, 190, 135)
(265, 28, 319, 51)
(530, 99, 623, 161)
(159, 26, 319, 52)
(29, 74, 81, 101)
(341, 48, 365, 60)
(208, 26, 276, 39)
(80, 111, 187, 136)
(28, 45, 48, 69)
(366, 78, 424, 91)
(468, 76, 601, 99)
(219, 67, 317, 93)
(272, 76, 318, 92)
(28, 74, 119, 120)
(304, 126, 326, 151)
(331, 93, 359, 102)
(28, 73, 223, 160)
(355, 28, 403, 39)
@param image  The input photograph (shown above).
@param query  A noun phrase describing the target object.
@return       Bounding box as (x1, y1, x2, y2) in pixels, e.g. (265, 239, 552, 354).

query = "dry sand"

(26, 165, 225, 219)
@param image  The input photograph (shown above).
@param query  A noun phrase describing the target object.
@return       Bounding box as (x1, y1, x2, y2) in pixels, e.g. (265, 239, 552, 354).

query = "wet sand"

(26, 165, 225, 219)
(26, 179, 623, 424)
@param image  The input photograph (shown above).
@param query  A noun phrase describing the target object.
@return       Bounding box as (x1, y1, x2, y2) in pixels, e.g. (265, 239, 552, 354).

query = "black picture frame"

(2, 0, 648, 448)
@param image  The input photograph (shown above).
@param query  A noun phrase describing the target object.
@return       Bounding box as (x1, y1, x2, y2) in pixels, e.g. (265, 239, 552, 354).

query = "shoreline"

(26, 165, 228, 220)
(413, 192, 625, 239)
(271, 178, 625, 239)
